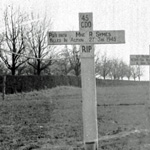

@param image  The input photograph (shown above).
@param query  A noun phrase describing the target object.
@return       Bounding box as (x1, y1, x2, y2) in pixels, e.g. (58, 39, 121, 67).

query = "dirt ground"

(0, 85, 150, 150)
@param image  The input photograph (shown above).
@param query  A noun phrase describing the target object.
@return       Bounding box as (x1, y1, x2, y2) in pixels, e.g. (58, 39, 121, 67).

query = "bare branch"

(26, 12, 53, 75)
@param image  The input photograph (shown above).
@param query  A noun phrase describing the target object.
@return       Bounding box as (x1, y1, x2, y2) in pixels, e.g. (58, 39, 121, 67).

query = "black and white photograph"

(0, 0, 150, 149)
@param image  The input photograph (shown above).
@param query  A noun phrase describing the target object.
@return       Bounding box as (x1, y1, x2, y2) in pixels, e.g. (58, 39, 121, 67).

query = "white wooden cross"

(48, 12, 125, 150)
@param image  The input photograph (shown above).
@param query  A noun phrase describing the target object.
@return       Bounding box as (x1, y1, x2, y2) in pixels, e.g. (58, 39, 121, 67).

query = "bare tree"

(52, 59, 71, 76)
(26, 13, 55, 75)
(95, 52, 111, 80)
(136, 65, 144, 81)
(117, 60, 128, 80)
(0, 6, 29, 75)
(59, 45, 81, 76)
(131, 66, 138, 81)
(52, 46, 72, 75)
(109, 58, 120, 80)
(125, 65, 132, 80)
(69, 45, 81, 76)
(108, 58, 130, 80)
(130, 65, 144, 81)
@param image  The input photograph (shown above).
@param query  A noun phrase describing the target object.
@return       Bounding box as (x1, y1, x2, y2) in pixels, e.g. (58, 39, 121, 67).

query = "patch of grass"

(0, 85, 150, 149)
(0, 89, 55, 150)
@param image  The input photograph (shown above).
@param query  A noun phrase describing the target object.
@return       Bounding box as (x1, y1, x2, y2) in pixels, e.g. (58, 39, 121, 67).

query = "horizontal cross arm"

(47, 30, 125, 45)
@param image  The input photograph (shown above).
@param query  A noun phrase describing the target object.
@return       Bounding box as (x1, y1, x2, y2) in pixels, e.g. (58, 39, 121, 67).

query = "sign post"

(130, 53, 150, 131)
(47, 12, 125, 150)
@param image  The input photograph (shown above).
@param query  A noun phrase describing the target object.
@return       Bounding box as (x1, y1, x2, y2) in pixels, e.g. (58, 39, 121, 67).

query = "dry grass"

(0, 85, 150, 150)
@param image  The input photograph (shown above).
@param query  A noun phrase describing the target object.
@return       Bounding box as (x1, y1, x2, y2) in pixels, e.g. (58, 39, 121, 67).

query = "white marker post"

(47, 12, 125, 150)
(79, 13, 98, 150)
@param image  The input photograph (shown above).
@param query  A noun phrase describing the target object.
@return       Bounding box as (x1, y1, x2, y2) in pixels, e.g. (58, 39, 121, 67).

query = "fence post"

(2, 76, 6, 100)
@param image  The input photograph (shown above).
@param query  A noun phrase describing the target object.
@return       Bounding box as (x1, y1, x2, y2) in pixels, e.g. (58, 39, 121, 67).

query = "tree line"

(0, 6, 144, 81)
(95, 52, 144, 81)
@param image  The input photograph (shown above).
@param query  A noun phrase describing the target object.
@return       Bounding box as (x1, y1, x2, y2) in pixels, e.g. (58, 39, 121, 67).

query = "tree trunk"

(12, 42, 16, 75)
(11, 68, 16, 75)
(138, 76, 140, 81)
(11, 56, 16, 75)
(37, 40, 41, 76)
(37, 60, 41, 75)
(103, 76, 105, 80)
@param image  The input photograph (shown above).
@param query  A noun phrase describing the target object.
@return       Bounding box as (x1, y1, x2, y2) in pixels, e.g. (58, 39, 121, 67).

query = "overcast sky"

(1, 0, 150, 80)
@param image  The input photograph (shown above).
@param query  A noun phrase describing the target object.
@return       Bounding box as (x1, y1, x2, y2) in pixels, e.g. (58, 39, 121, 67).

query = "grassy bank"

(0, 85, 150, 149)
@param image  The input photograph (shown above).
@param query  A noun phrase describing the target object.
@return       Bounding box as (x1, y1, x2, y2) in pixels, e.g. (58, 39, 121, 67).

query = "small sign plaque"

(130, 55, 150, 65)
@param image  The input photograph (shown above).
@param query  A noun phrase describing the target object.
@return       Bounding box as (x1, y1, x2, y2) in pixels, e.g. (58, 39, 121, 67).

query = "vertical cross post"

(79, 13, 98, 150)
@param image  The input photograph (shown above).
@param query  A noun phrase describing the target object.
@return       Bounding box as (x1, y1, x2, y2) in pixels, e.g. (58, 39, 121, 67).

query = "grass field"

(0, 84, 150, 150)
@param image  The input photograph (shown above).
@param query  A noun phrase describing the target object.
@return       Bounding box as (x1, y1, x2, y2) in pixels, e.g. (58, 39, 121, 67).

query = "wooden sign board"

(47, 31, 88, 45)
(89, 30, 125, 44)
(79, 13, 93, 31)
(80, 44, 94, 57)
(130, 55, 150, 65)
(47, 30, 125, 45)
